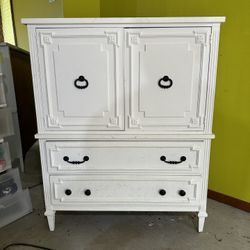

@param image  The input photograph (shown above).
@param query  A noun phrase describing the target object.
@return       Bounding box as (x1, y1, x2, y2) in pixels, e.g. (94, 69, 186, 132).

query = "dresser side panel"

(204, 24, 221, 133)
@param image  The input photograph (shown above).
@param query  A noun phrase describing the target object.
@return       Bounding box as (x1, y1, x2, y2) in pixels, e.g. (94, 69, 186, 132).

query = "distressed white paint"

(24, 17, 225, 232)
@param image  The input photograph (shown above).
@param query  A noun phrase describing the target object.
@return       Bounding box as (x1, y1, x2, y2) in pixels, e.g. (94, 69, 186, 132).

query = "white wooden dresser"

(23, 17, 225, 232)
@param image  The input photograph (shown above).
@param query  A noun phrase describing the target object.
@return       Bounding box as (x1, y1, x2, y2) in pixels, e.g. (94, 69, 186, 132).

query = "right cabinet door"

(125, 27, 211, 131)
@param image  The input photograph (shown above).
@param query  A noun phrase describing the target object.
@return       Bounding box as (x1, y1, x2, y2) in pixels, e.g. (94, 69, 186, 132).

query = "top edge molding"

(22, 17, 226, 25)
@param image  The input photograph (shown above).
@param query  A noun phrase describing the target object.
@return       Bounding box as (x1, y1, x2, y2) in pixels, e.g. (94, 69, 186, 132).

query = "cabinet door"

(125, 28, 211, 131)
(36, 28, 124, 131)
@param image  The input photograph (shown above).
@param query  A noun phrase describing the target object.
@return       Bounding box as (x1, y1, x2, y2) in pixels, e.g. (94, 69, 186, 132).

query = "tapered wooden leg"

(45, 210, 56, 231)
(198, 211, 208, 232)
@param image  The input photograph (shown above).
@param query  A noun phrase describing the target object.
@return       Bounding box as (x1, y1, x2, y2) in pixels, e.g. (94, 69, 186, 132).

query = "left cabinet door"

(32, 28, 124, 131)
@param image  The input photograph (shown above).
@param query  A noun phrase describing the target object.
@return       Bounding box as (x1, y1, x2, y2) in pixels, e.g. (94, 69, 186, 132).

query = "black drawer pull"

(74, 75, 89, 89)
(158, 75, 173, 89)
(63, 156, 89, 165)
(159, 189, 166, 196)
(84, 189, 91, 196)
(65, 189, 72, 196)
(179, 190, 186, 197)
(160, 155, 186, 164)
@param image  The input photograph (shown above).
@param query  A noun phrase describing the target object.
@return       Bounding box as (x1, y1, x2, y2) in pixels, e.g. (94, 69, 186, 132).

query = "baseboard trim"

(208, 190, 250, 212)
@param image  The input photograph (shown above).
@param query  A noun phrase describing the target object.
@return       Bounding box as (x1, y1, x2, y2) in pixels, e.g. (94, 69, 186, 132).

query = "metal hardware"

(74, 75, 89, 89)
(158, 75, 173, 89)
(159, 189, 166, 196)
(160, 155, 186, 164)
(179, 190, 186, 197)
(63, 156, 89, 165)
(84, 189, 91, 196)
(65, 189, 72, 196)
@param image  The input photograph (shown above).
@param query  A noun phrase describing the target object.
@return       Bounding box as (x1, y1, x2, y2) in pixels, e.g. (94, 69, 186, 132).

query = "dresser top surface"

(22, 17, 225, 25)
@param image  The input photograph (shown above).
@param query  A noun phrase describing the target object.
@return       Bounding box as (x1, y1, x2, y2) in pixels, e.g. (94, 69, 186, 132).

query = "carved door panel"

(125, 28, 211, 131)
(37, 28, 124, 131)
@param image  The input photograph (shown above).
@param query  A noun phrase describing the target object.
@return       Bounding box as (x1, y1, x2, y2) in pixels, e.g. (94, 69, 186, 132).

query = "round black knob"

(179, 190, 186, 197)
(63, 156, 69, 162)
(160, 156, 166, 161)
(83, 156, 89, 161)
(163, 75, 169, 82)
(84, 189, 91, 196)
(180, 156, 186, 162)
(79, 75, 85, 81)
(159, 189, 166, 196)
(65, 189, 72, 196)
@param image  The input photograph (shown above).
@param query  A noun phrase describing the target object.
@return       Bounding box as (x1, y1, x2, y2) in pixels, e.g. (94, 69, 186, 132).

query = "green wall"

(64, 0, 250, 203)
(13, 0, 63, 50)
(64, 0, 100, 17)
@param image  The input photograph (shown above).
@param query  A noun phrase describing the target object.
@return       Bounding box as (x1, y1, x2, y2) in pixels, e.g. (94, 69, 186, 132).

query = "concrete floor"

(0, 143, 250, 250)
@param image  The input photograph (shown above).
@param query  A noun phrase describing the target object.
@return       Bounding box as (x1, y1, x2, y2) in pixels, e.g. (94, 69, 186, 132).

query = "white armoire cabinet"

(23, 17, 225, 232)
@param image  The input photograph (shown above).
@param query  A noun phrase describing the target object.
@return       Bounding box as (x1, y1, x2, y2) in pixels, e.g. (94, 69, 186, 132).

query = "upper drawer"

(125, 27, 211, 131)
(34, 28, 124, 131)
(44, 141, 204, 174)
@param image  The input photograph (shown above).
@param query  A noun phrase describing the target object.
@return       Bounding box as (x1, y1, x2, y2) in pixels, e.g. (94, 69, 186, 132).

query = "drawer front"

(50, 175, 201, 205)
(35, 28, 124, 131)
(45, 141, 204, 174)
(125, 27, 211, 131)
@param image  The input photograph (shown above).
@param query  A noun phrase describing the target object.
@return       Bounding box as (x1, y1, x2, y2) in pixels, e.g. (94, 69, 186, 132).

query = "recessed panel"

(37, 28, 124, 131)
(126, 28, 211, 130)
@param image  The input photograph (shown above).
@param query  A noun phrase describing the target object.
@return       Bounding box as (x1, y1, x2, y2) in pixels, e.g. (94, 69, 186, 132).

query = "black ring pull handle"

(160, 156, 186, 165)
(63, 156, 89, 165)
(74, 75, 89, 89)
(158, 75, 173, 89)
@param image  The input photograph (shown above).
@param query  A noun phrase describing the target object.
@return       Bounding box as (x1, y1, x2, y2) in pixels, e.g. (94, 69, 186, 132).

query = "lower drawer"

(50, 175, 201, 205)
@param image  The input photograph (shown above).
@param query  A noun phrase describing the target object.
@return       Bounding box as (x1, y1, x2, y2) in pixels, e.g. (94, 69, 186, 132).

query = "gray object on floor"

(0, 168, 32, 228)
(0, 188, 32, 229)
